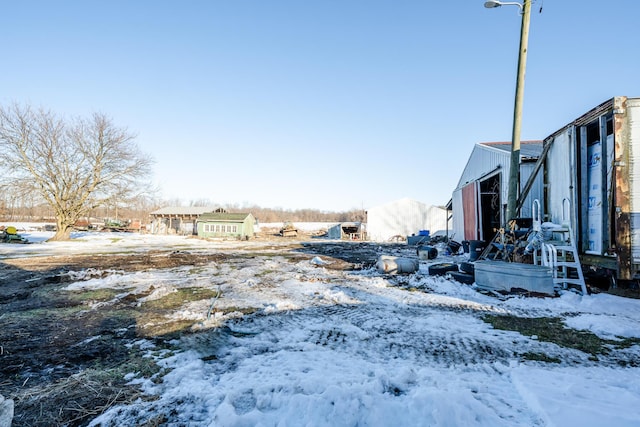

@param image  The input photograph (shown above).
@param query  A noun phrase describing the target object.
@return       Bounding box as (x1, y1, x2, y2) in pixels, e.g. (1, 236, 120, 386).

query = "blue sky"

(2, 1, 639, 211)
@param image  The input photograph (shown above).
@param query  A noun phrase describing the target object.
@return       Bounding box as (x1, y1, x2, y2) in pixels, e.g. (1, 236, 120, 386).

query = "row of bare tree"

(0, 104, 365, 238)
(0, 199, 366, 226)
(225, 205, 366, 223)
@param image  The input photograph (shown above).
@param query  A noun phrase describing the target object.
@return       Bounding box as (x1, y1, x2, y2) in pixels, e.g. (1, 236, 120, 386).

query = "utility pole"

(505, 0, 532, 227)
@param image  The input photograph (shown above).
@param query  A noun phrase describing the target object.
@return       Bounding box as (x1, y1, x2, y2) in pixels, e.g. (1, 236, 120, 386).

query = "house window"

(232, 225, 237, 233)
(215, 225, 220, 232)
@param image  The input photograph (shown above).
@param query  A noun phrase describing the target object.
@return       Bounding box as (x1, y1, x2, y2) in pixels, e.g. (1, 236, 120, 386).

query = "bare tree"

(0, 104, 153, 240)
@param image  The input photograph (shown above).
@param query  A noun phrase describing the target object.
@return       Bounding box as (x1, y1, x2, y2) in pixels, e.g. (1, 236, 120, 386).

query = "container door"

(462, 182, 479, 240)
(586, 140, 603, 254)
(479, 173, 501, 241)
(581, 113, 613, 256)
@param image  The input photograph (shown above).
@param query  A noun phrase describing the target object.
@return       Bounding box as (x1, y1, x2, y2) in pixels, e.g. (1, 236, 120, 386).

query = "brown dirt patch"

(0, 241, 374, 426)
(0, 250, 244, 426)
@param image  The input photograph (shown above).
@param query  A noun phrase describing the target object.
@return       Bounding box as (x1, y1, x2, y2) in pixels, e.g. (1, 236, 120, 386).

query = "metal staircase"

(532, 199, 588, 295)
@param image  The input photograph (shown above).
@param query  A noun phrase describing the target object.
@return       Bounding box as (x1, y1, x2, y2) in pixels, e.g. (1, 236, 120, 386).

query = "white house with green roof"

(196, 212, 256, 239)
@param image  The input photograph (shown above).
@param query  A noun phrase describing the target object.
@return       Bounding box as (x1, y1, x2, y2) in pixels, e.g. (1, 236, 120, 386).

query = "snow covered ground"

(3, 230, 640, 426)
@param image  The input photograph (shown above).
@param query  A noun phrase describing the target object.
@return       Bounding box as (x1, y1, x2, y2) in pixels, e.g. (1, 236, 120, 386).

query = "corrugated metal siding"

(627, 99, 640, 262)
(482, 141, 543, 159)
(546, 130, 576, 224)
(367, 198, 434, 242)
(453, 142, 543, 237)
(452, 189, 464, 241)
(519, 162, 544, 218)
(425, 206, 450, 235)
(454, 145, 507, 241)
(457, 145, 509, 225)
(456, 145, 509, 193)
(327, 224, 342, 239)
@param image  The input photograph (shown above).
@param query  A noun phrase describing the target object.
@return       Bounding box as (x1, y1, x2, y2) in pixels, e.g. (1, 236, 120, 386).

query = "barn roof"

(479, 140, 543, 160)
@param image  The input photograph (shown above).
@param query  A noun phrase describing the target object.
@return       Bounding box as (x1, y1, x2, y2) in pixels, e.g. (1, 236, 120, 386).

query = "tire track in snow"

(92, 264, 611, 426)
(218, 301, 588, 368)
(167, 302, 553, 427)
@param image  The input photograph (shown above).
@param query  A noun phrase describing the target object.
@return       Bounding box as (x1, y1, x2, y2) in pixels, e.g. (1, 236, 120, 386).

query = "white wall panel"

(546, 130, 575, 224)
(627, 99, 640, 261)
(367, 198, 440, 242)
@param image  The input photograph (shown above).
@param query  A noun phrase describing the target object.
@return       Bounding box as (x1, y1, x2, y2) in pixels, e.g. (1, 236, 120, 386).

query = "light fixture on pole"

(484, 1, 523, 11)
(484, 0, 531, 228)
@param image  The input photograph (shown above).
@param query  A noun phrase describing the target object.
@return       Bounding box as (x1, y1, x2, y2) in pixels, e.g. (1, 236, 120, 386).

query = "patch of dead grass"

(483, 315, 640, 361)
(11, 346, 164, 427)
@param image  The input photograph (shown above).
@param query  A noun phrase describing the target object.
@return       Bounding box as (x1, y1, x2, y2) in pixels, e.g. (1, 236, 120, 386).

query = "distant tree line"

(0, 197, 367, 225)
(224, 205, 366, 224)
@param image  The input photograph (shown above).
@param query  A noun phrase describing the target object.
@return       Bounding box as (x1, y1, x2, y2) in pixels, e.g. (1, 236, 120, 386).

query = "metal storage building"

(327, 222, 364, 240)
(366, 198, 450, 242)
(451, 141, 544, 242)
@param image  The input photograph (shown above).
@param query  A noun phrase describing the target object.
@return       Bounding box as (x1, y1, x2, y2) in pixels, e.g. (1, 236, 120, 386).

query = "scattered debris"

(310, 256, 330, 266)
(428, 262, 459, 276)
(101, 218, 141, 232)
(417, 245, 438, 260)
(279, 221, 298, 238)
(376, 255, 419, 274)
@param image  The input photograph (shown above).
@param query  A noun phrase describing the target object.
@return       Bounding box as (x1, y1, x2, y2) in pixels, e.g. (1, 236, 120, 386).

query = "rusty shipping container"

(532, 96, 640, 284)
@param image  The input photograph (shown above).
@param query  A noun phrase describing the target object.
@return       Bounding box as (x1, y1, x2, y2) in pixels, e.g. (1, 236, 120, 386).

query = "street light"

(485, 0, 532, 228)
(484, 1, 523, 12)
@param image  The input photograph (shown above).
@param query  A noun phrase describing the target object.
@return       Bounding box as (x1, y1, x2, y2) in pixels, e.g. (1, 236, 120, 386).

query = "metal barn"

(327, 222, 364, 240)
(451, 141, 544, 242)
(366, 198, 450, 242)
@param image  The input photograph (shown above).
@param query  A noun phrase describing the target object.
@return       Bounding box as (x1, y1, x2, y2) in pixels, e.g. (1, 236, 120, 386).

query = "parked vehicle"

(1, 226, 28, 243)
